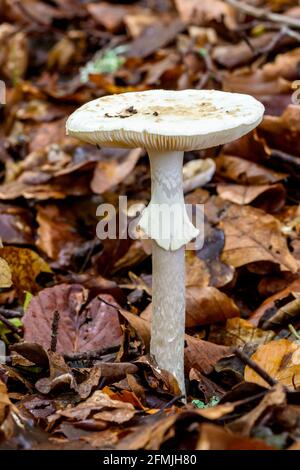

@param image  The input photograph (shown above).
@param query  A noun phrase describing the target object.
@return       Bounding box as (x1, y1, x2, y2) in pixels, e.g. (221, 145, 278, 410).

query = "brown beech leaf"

(220, 205, 298, 273)
(0, 247, 51, 299)
(260, 105, 300, 156)
(215, 154, 287, 185)
(128, 19, 185, 58)
(0, 379, 30, 444)
(229, 384, 286, 437)
(136, 355, 181, 396)
(184, 335, 230, 375)
(250, 278, 300, 326)
(209, 317, 275, 348)
(48, 390, 135, 425)
(196, 423, 274, 450)
(185, 223, 234, 289)
(36, 354, 102, 399)
(222, 68, 291, 111)
(87, 2, 128, 32)
(117, 413, 178, 450)
(2, 31, 28, 82)
(0, 380, 12, 426)
(35, 351, 77, 395)
(185, 286, 240, 327)
(245, 339, 300, 389)
(23, 285, 122, 354)
(141, 286, 239, 329)
(175, 0, 237, 30)
(217, 183, 286, 212)
(255, 292, 300, 330)
(119, 308, 151, 351)
(213, 33, 276, 69)
(36, 204, 83, 265)
(0, 204, 34, 245)
(91, 148, 142, 194)
(141, 286, 239, 330)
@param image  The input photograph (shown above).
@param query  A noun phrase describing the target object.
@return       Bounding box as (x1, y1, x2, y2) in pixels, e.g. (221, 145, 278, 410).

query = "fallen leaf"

(141, 284, 239, 328)
(175, 0, 237, 30)
(185, 286, 240, 327)
(23, 285, 122, 354)
(0, 257, 12, 288)
(36, 204, 83, 265)
(196, 423, 274, 450)
(91, 148, 142, 194)
(87, 2, 128, 33)
(245, 339, 300, 389)
(257, 291, 300, 330)
(127, 19, 185, 58)
(250, 278, 300, 326)
(220, 205, 298, 273)
(260, 105, 300, 156)
(209, 317, 275, 348)
(0, 204, 34, 245)
(229, 384, 286, 436)
(35, 351, 78, 395)
(48, 390, 135, 425)
(184, 335, 230, 375)
(215, 154, 287, 185)
(0, 246, 51, 300)
(185, 223, 235, 289)
(217, 183, 286, 212)
(119, 308, 151, 351)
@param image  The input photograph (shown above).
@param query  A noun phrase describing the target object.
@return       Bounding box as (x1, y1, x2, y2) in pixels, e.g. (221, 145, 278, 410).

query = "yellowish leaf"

(0, 247, 51, 301)
(0, 257, 12, 288)
(245, 339, 300, 389)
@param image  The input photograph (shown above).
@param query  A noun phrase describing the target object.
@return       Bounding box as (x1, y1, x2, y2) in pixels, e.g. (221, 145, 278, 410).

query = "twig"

(0, 313, 22, 336)
(155, 394, 185, 414)
(0, 307, 23, 318)
(255, 26, 300, 55)
(271, 149, 300, 168)
(225, 0, 300, 29)
(233, 347, 277, 387)
(63, 345, 119, 362)
(288, 324, 300, 341)
(50, 310, 60, 352)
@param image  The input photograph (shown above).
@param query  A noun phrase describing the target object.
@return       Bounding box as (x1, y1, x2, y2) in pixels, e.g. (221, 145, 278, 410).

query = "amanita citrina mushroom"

(66, 89, 264, 396)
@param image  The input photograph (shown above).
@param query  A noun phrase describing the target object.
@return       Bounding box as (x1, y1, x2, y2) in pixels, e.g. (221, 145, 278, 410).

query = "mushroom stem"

(152, 241, 186, 395)
(138, 150, 198, 395)
(139, 151, 199, 251)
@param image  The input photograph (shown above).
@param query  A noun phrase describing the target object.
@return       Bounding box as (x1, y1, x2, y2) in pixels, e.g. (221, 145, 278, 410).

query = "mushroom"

(66, 89, 264, 396)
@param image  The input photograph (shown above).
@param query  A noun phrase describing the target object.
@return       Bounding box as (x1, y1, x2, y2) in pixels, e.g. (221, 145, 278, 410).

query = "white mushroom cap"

(66, 89, 264, 151)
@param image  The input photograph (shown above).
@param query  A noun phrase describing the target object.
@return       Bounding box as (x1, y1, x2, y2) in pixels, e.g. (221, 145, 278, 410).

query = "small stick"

(50, 310, 60, 352)
(225, 0, 300, 30)
(0, 313, 21, 336)
(233, 347, 277, 387)
(288, 324, 300, 341)
(0, 307, 23, 318)
(156, 394, 185, 414)
(63, 345, 119, 362)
